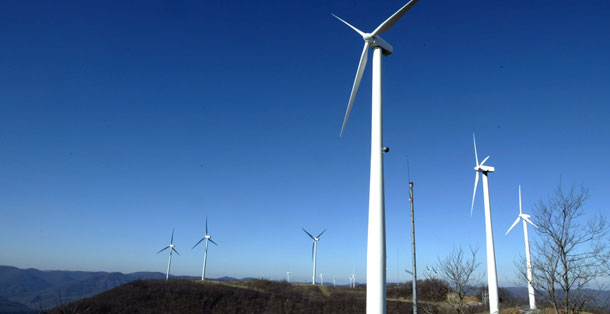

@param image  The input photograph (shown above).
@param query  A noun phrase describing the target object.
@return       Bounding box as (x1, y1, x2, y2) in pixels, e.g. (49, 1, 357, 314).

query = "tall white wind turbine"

(157, 228, 180, 280)
(302, 228, 326, 285)
(333, 1, 419, 312)
(506, 185, 539, 310)
(471, 134, 500, 314)
(193, 217, 218, 281)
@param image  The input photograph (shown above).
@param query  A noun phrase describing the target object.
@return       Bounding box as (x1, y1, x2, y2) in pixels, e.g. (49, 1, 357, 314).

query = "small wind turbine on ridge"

(332, 1, 419, 312)
(157, 228, 180, 280)
(471, 134, 500, 314)
(506, 185, 539, 310)
(193, 217, 218, 281)
(302, 228, 326, 285)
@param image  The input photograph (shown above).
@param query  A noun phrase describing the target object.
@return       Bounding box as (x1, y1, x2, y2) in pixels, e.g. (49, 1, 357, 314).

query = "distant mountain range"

(503, 286, 610, 308)
(0, 265, 248, 313)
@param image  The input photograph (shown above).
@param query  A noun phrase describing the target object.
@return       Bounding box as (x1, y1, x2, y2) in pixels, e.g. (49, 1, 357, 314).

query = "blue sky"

(1, 0, 609, 286)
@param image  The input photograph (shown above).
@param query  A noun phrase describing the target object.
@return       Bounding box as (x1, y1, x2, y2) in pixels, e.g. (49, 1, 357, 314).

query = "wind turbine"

(302, 228, 326, 285)
(506, 185, 538, 310)
(332, 1, 419, 312)
(471, 134, 500, 314)
(286, 271, 291, 283)
(193, 217, 218, 281)
(157, 228, 180, 280)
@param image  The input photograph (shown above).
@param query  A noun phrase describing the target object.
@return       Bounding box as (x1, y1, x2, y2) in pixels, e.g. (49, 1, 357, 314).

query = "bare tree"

(529, 183, 608, 314)
(437, 247, 481, 314)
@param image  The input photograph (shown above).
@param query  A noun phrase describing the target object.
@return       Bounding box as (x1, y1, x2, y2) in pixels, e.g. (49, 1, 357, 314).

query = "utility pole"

(409, 181, 418, 314)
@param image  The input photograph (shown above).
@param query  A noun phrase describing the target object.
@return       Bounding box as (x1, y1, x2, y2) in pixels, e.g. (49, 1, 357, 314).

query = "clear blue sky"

(1, 0, 609, 286)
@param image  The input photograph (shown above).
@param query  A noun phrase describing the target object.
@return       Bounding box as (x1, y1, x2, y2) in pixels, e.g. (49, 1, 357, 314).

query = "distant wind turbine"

(302, 228, 326, 285)
(286, 271, 291, 283)
(193, 217, 218, 281)
(425, 266, 438, 280)
(506, 185, 539, 310)
(332, 1, 419, 312)
(157, 229, 180, 280)
(471, 134, 500, 314)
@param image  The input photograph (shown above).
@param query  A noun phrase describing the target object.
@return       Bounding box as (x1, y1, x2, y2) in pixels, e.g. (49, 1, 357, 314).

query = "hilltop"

(51, 279, 408, 314)
(0, 265, 245, 313)
(50, 279, 487, 314)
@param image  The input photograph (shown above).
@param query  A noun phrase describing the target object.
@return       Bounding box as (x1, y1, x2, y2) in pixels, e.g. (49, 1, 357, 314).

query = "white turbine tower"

(506, 185, 539, 310)
(332, 1, 419, 313)
(302, 228, 326, 285)
(157, 228, 180, 280)
(471, 134, 500, 314)
(193, 217, 218, 281)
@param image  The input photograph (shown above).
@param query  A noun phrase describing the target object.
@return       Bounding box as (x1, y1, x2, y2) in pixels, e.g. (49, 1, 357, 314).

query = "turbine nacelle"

(366, 35, 393, 55)
(474, 165, 495, 173)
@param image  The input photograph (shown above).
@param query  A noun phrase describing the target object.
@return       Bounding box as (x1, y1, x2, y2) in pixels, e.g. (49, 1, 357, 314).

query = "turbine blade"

(172, 247, 181, 256)
(480, 156, 490, 166)
(209, 239, 219, 246)
(302, 228, 315, 240)
(171, 229, 174, 244)
(192, 237, 205, 249)
(331, 14, 366, 37)
(317, 229, 327, 238)
(371, 0, 419, 37)
(340, 42, 369, 136)
(157, 246, 169, 254)
(471, 171, 479, 216)
(206, 216, 208, 235)
(519, 185, 523, 215)
(523, 216, 539, 229)
(506, 216, 521, 235)
(473, 133, 479, 166)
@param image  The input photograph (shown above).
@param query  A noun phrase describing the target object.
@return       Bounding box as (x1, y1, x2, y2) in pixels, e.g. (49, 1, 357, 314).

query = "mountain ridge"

(0, 265, 249, 312)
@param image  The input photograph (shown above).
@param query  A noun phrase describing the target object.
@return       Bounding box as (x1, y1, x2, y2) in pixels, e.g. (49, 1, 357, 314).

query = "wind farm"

(1, 0, 610, 313)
